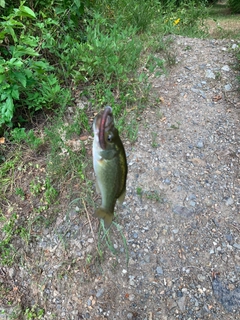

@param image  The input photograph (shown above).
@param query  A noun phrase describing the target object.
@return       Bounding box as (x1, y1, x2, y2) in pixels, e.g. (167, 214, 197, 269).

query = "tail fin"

(94, 208, 114, 228)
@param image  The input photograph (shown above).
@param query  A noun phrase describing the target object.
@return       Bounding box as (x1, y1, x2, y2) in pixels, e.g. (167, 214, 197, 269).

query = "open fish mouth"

(98, 106, 114, 150)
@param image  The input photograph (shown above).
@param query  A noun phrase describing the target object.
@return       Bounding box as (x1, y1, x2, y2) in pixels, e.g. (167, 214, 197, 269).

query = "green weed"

(0, 152, 21, 200)
(97, 220, 129, 265)
(0, 213, 18, 265)
(136, 187, 143, 197)
(95, 0, 160, 32)
(15, 187, 25, 200)
(151, 132, 158, 147)
(24, 305, 45, 319)
(146, 190, 164, 202)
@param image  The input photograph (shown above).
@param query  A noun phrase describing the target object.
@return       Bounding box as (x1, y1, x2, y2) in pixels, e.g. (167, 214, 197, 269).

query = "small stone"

(205, 70, 215, 79)
(226, 197, 234, 206)
(198, 274, 206, 282)
(8, 268, 15, 278)
(167, 298, 177, 310)
(172, 229, 179, 234)
(129, 294, 135, 301)
(165, 178, 171, 185)
(122, 269, 127, 274)
(177, 295, 186, 312)
(232, 44, 238, 49)
(189, 193, 196, 200)
(221, 65, 230, 72)
(144, 255, 151, 263)
(87, 238, 94, 243)
(129, 276, 135, 286)
(156, 266, 163, 275)
(189, 201, 196, 207)
(226, 234, 233, 244)
(127, 313, 133, 319)
(233, 243, 240, 250)
(96, 288, 104, 298)
(204, 198, 212, 207)
(196, 141, 204, 148)
(133, 232, 138, 239)
(87, 299, 92, 307)
(224, 84, 232, 91)
(173, 205, 193, 217)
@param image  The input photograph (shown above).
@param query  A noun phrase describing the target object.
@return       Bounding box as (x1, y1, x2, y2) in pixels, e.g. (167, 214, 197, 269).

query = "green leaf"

(13, 46, 39, 58)
(74, 0, 81, 8)
(19, 5, 36, 19)
(6, 26, 17, 43)
(1, 96, 14, 123)
(11, 85, 19, 99)
(0, 65, 5, 73)
(8, 58, 23, 68)
(0, 0, 5, 8)
(13, 72, 27, 87)
(0, 74, 5, 82)
(20, 35, 39, 47)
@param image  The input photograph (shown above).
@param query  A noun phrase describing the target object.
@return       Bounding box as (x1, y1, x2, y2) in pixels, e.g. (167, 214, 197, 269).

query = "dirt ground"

(1, 34, 240, 320)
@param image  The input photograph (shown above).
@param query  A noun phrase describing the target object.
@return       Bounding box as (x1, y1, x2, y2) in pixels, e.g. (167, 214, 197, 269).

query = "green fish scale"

(97, 137, 127, 214)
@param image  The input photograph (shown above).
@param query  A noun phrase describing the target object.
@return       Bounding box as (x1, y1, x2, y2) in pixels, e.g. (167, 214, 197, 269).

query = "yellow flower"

(173, 18, 180, 26)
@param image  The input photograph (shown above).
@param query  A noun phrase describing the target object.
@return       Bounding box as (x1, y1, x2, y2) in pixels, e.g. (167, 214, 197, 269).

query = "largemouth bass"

(92, 106, 128, 228)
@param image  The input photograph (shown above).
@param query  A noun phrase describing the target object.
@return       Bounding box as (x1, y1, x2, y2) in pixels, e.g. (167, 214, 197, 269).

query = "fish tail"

(94, 208, 114, 228)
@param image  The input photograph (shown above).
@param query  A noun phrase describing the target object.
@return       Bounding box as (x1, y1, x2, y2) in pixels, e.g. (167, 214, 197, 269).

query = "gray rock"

(189, 201, 196, 207)
(96, 288, 104, 298)
(177, 295, 187, 312)
(173, 205, 194, 217)
(8, 267, 16, 278)
(133, 232, 138, 239)
(87, 299, 92, 306)
(205, 69, 215, 79)
(189, 193, 196, 200)
(224, 84, 232, 91)
(226, 197, 234, 206)
(156, 266, 163, 275)
(164, 178, 171, 185)
(226, 234, 233, 244)
(233, 243, 240, 250)
(144, 255, 151, 263)
(196, 141, 204, 148)
(221, 65, 230, 72)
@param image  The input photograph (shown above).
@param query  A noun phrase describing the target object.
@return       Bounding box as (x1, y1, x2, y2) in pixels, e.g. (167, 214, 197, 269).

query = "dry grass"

(205, 1, 240, 38)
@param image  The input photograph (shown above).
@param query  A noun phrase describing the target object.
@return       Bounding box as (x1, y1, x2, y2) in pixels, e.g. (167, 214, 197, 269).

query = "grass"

(206, 1, 240, 38)
(0, 0, 239, 316)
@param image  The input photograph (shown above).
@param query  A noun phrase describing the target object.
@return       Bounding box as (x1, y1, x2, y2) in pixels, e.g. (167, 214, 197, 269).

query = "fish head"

(93, 106, 116, 150)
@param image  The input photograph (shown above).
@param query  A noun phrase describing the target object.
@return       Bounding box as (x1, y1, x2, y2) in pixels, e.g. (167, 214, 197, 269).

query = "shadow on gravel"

(212, 273, 240, 313)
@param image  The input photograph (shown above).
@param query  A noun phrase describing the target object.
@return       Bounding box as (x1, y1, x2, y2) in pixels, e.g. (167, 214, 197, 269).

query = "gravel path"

(1, 36, 240, 320)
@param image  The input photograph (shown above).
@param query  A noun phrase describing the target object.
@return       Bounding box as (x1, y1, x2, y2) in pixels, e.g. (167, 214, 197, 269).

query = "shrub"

(228, 0, 240, 13)
(0, 3, 70, 130)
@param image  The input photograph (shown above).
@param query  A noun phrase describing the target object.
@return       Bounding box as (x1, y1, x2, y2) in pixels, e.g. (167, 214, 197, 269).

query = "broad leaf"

(19, 5, 36, 19)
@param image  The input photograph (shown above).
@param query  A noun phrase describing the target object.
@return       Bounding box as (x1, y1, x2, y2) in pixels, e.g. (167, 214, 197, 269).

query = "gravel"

(1, 35, 240, 319)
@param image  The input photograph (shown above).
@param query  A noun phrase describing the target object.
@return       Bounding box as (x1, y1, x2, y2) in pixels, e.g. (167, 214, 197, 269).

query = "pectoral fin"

(94, 208, 114, 228)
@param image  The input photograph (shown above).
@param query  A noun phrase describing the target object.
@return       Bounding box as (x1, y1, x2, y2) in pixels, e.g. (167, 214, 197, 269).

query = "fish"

(92, 106, 128, 228)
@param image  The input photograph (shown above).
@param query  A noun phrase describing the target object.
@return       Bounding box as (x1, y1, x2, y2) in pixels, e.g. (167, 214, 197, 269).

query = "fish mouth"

(98, 106, 114, 150)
